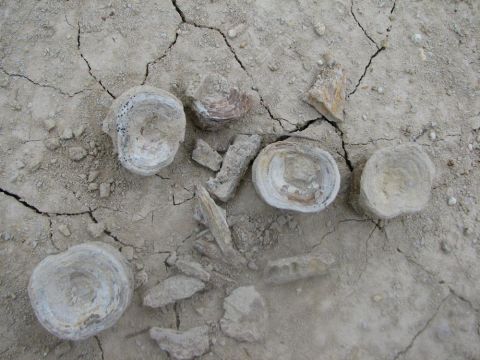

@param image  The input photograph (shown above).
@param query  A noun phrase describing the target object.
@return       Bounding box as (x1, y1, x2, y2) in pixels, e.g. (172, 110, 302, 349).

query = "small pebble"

(60, 128, 73, 140)
(0, 232, 14, 241)
(227, 29, 237, 38)
(411, 33, 422, 44)
(362, 114, 367, 121)
(88, 183, 99, 191)
(88, 170, 100, 182)
(58, 224, 71, 237)
(121, 246, 134, 260)
(247, 260, 258, 271)
(68, 147, 87, 161)
(440, 240, 451, 253)
(44, 138, 61, 151)
(73, 125, 85, 138)
(447, 196, 457, 206)
(372, 294, 383, 302)
(43, 118, 56, 131)
(429, 131, 437, 141)
(314, 22, 326, 36)
(99, 183, 110, 198)
(377, 86, 384, 94)
(468, 143, 473, 151)
(87, 222, 105, 238)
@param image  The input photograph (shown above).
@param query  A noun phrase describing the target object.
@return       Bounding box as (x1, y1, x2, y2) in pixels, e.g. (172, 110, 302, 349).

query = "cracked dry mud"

(0, 0, 479, 359)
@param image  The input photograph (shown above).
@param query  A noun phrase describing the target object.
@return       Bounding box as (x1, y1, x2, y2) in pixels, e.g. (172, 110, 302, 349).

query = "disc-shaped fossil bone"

(349, 143, 435, 219)
(189, 74, 251, 130)
(28, 242, 134, 340)
(103, 86, 186, 176)
(252, 139, 340, 213)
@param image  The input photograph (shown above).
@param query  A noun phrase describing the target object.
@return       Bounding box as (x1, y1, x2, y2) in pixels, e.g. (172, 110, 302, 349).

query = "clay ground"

(1, 0, 479, 359)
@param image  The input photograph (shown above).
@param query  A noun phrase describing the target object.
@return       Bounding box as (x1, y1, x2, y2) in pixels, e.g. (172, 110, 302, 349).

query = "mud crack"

(350, 0, 379, 49)
(76, 23, 115, 99)
(0, 67, 85, 97)
(349, 45, 385, 96)
(170, 0, 287, 131)
(393, 295, 449, 359)
(0, 187, 93, 217)
(88, 210, 135, 248)
(94, 336, 105, 360)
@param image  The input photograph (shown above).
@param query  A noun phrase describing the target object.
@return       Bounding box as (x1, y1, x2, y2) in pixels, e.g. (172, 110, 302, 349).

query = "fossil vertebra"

(28, 242, 133, 340)
(252, 139, 340, 213)
(349, 143, 435, 219)
(103, 85, 186, 176)
(189, 74, 252, 130)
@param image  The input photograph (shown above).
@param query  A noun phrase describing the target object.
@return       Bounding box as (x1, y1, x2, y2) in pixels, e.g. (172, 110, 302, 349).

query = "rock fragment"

(68, 147, 87, 161)
(88, 170, 99, 182)
(99, 183, 110, 198)
(43, 118, 56, 131)
(192, 139, 223, 171)
(206, 135, 262, 202)
(60, 128, 73, 140)
(44, 138, 60, 151)
(57, 224, 71, 237)
(87, 222, 105, 238)
(220, 286, 267, 342)
(195, 185, 244, 265)
(307, 63, 347, 123)
(264, 253, 335, 285)
(150, 326, 210, 360)
(176, 257, 211, 282)
(143, 275, 205, 308)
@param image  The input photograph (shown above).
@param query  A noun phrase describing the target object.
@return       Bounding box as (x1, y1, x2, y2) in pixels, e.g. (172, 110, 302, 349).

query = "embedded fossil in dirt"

(28, 242, 133, 340)
(349, 143, 435, 219)
(150, 325, 210, 360)
(252, 139, 340, 213)
(102, 85, 186, 176)
(307, 63, 347, 123)
(188, 74, 252, 131)
(264, 253, 336, 285)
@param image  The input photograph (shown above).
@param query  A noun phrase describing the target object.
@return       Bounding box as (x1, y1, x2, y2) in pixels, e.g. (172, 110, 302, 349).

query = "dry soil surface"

(0, 0, 479, 359)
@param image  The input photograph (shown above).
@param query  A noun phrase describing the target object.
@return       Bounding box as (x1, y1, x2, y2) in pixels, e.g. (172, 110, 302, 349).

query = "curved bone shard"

(150, 326, 210, 360)
(28, 242, 133, 340)
(190, 74, 252, 131)
(252, 139, 340, 213)
(206, 134, 262, 202)
(102, 85, 186, 176)
(349, 143, 435, 219)
(307, 63, 347, 123)
(143, 275, 205, 308)
(264, 253, 335, 285)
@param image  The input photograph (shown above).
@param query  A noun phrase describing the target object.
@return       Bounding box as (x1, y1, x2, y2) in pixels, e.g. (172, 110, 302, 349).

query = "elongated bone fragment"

(263, 253, 335, 285)
(102, 86, 186, 176)
(143, 275, 204, 308)
(206, 134, 262, 202)
(349, 143, 435, 219)
(195, 185, 241, 264)
(176, 257, 211, 282)
(28, 242, 133, 340)
(150, 326, 210, 360)
(307, 63, 346, 123)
